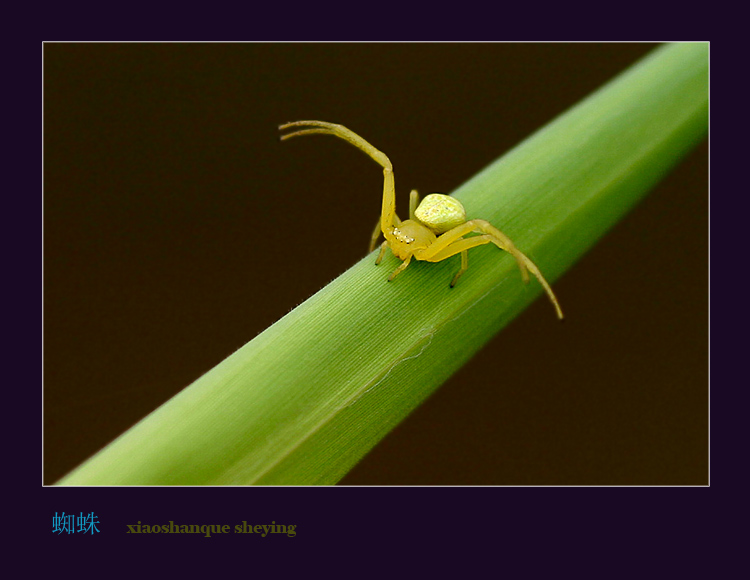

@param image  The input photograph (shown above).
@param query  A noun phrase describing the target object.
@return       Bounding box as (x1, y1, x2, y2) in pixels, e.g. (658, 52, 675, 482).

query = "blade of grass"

(57, 43, 708, 485)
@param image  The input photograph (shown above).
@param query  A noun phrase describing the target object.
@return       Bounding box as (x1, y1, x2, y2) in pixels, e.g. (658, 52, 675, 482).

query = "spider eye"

(392, 227, 415, 244)
(414, 194, 467, 234)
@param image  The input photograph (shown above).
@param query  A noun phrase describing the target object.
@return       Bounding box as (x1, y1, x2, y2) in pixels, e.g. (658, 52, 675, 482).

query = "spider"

(279, 120, 563, 319)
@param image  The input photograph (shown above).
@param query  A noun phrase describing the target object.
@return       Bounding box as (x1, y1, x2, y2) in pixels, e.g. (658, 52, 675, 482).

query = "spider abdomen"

(414, 193, 467, 234)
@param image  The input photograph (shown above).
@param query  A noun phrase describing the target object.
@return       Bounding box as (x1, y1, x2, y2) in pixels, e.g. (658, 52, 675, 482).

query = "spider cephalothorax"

(279, 120, 562, 319)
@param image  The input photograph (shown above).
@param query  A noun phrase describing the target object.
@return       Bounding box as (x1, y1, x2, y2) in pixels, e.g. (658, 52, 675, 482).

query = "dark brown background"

(44, 43, 707, 485)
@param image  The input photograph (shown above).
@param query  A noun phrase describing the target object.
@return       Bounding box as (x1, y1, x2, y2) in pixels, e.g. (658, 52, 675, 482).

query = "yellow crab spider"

(279, 120, 563, 319)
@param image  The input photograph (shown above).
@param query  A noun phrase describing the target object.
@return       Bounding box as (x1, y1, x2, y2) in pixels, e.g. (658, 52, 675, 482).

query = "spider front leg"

(418, 220, 530, 283)
(279, 120, 399, 234)
(421, 222, 563, 319)
(370, 213, 400, 253)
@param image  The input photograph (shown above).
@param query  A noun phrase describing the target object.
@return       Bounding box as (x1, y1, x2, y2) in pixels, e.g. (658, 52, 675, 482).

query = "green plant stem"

(57, 43, 708, 485)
